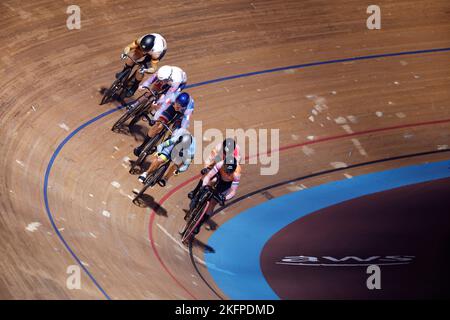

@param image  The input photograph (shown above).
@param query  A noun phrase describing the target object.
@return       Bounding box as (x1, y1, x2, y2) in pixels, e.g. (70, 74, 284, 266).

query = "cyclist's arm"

(156, 85, 179, 107)
(140, 55, 158, 74)
(123, 39, 139, 55)
(176, 139, 195, 173)
(204, 143, 221, 169)
(177, 156, 192, 173)
(224, 173, 241, 200)
(153, 96, 172, 120)
(179, 99, 194, 130)
(158, 136, 175, 150)
(202, 161, 222, 187)
(140, 74, 157, 90)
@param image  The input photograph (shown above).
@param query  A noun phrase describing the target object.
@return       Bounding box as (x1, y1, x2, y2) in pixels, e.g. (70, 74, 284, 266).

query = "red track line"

(148, 117, 450, 299)
(148, 176, 200, 299)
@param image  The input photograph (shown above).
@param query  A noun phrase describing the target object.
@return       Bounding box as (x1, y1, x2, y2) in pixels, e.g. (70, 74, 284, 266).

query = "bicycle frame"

(133, 160, 171, 202)
(181, 183, 223, 243)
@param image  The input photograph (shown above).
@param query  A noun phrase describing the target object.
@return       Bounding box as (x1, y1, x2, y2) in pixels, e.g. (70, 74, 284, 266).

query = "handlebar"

(212, 192, 225, 207)
(123, 53, 139, 66)
(202, 185, 225, 206)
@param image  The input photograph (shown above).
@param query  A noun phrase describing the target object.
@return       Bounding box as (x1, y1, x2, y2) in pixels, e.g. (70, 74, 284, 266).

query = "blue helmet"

(175, 92, 190, 109)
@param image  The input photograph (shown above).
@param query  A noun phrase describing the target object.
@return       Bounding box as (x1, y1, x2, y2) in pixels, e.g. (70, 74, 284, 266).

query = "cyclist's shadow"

(133, 194, 167, 216)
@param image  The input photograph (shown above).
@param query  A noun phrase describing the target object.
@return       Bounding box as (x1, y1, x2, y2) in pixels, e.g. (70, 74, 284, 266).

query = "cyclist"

(133, 91, 194, 157)
(188, 138, 241, 201)
(191, 157, 241, 235)
(116, 33, 167, 97)
(125, 65, 187, 120)
(138, 130, 196, 187)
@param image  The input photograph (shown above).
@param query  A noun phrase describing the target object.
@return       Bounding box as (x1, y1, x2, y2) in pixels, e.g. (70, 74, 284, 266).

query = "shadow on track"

(192, 238, 215, 254)
(128, 123, 148, 141)
(133, 193, 168, 216)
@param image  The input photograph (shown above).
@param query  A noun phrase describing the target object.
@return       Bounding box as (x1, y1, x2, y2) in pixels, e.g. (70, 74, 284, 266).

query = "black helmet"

(223, 138, 236, 157)
(224, 157, 238, 174)
(139, 34, 156, 52)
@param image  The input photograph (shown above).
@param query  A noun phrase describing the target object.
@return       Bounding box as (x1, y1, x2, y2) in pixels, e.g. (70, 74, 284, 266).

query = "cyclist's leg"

(191, 175, 217, 207)
(188, 179, 203, 199)
(147, 154, 164, 174)
(128, 60, 149, 96)
(126, 56, 150, 97)
(116, 50, 140, 79)
(138, 152, 167, 182)
(149, 104, 177, 137)
(154, 146, 173, 186)
(188, 166, 213, 199)
(146, 121, 164, 139)
(162, 162, 177, 183)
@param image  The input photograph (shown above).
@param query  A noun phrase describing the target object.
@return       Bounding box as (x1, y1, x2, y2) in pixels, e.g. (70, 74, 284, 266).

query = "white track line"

(156, 223, 206, 265)
(351, 138, 368, 156)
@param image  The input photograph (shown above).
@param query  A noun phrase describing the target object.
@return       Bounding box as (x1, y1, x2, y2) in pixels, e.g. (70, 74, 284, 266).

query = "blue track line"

(187, 47, 450, 88)
(42, 46, 450, 299)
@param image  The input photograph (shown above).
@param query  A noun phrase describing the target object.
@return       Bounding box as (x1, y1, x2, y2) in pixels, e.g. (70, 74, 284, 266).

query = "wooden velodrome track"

(0, 0, 449, 299)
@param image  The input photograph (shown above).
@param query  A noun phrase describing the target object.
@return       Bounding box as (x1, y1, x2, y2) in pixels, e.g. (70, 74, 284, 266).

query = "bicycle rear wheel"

(100, 68, 131, 105)
(100, 79, 120, 105)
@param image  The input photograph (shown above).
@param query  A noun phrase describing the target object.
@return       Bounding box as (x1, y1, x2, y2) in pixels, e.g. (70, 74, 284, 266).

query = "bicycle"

(180, 183, 224, 244)
(100, 54, 142, 105)
(129, 116, 180, 174)
(111, 88, 160, 132)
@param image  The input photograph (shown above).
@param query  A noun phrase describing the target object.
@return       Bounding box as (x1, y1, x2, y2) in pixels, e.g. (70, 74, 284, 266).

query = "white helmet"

(157, 65, 173, 82)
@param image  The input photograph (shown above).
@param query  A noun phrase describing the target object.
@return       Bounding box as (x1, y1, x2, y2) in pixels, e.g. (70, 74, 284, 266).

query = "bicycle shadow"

(128, 123, 148, 141)
(99, 86, 127, 105)
(192, 238, 215, 254)
(99, 87, 108, 95)
(132, 193, 167, 216)
(128, 159, 151, 175)
(205, 219, 218, 231)
(112, 124, 131, 136)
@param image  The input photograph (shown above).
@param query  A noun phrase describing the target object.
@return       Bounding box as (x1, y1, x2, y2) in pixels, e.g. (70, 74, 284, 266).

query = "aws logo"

(277, 255, 415, 267)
